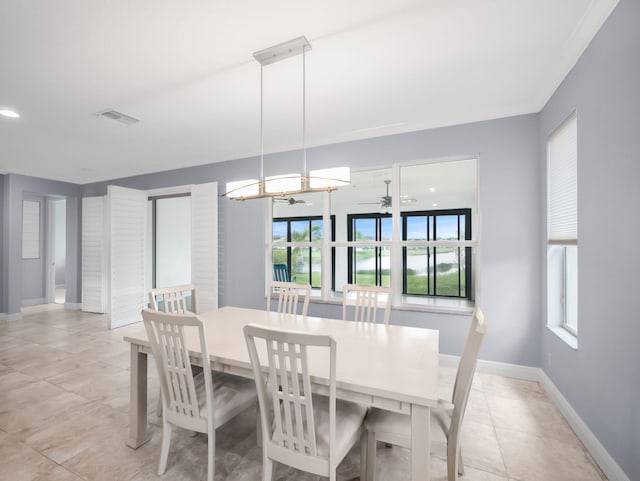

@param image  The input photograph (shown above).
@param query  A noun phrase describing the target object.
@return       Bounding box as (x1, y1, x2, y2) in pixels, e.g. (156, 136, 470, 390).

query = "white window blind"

(547, 113, 577, 244)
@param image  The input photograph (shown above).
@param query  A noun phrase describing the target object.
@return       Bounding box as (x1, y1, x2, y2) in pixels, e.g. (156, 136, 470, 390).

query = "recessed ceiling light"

(429, 187, 436, 193)
(432, 203, 438, 207)
(0, 109, 20, 118)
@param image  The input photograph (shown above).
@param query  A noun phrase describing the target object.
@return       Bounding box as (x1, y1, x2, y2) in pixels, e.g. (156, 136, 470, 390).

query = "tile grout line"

(478, 379, 512, 481)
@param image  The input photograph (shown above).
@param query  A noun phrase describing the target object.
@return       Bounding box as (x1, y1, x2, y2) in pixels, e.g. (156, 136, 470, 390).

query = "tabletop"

(124, 306, 439, 408)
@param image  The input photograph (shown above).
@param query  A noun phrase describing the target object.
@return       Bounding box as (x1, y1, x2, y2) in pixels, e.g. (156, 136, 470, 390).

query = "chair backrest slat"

(142, 309, 212, 430)
(149, 284, 199, 314)
(267, 281, 311, 316)
(244, 324, 335, 462)
(342, 284, 392, 325)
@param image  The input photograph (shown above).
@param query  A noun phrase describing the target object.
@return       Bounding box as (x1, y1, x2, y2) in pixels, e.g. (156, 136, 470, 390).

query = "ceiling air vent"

(95, 109, 140, 125)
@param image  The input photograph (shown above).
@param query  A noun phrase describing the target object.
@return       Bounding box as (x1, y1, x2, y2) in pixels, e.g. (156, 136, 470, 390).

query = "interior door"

(81, 196, 106, 313)
(191, 182, 218, 312)
(107, 185, 147, 328)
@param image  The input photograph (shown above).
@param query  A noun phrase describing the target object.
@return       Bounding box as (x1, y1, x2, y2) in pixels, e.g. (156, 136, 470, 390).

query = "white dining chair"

(148, 284, 199, 417)
(244, 324, 368, 481)
(363, 307, 487, 481)
(267, 281, 311, 316)
(148, 284, 199, 314)
(342, 284, 392, 325)
(142, 309, 257, 481)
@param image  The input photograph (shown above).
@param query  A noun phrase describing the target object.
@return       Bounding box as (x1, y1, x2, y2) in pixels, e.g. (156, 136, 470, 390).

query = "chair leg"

(447, 439, 461, 481)
(457, 446, 464, 475)
(262, 454, 273, 481)
(256, 404, 262, 447)
(158, 418, 172, 475)
(366, 430, 377, 481)
(156, 389, 163, 417)
(360, 430, 367, 481)
(207, 428, 215, 481)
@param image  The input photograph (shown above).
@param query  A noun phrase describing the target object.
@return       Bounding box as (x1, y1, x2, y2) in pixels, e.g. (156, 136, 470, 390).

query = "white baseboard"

(476, 358, 541, 381)
(439, 354, 460, 369)
(440, 354, 629, 481)
(21, 297, 47, 307)
(440, 354, 541, 381)
(0, 312, 22, 321)
(538, 371, 630, 481)
(64, 302, 81, 310)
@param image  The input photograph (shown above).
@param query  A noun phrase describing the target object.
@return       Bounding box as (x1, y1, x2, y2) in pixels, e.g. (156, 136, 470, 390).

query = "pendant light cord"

(260, 63, 264, 182)
(302, 48, 307, 179)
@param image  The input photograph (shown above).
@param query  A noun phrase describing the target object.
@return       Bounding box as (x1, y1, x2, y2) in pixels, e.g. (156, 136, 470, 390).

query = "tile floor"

(0, 304, 606, 481)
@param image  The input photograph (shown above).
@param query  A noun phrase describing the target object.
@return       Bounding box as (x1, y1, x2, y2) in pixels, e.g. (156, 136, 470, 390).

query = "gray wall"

(0, 175, 4, 305)
(539, 0, 639, 477)
(1, 174, 82, 315)
(84, 113, 542, 367)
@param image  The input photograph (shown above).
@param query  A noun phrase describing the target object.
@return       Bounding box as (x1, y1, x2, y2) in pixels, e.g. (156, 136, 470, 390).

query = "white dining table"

(124, 306, 439, 481)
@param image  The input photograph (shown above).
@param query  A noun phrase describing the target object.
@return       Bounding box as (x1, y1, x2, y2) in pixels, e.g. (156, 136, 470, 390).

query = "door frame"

(45, 196, 66, 304)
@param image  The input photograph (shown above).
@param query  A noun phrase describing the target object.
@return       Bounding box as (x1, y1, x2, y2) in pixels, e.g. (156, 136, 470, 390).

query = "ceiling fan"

(274, 196, 309, 205)
(358, 180, 416, 208)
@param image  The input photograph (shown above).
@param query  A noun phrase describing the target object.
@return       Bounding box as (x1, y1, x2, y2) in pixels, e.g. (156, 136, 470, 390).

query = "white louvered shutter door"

(107, 185, 147, 328)
(191, 182, 218, 312)
(82, 196, 106, 313)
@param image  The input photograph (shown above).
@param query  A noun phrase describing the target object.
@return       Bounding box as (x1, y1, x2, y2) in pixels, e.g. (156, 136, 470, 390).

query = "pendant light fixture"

(224, 36, 350, 200)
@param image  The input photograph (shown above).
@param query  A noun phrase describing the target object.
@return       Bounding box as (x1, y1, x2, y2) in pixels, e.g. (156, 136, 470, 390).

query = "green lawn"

(406, 271, 465, 296)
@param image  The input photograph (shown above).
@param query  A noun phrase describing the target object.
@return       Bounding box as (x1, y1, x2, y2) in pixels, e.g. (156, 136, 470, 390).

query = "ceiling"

(0, 0, 619, 184)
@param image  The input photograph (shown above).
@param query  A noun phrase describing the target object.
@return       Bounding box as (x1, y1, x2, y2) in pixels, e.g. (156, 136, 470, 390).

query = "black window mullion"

(286, 221, 292, 280)
(402, 213, 407, 294)
(376, 217, 381, 286)
(465, 213, 472, 300)
(307, 220, 312, 286)
(432, 214, 437, 296)
(347, 216, 354, 284)
(427, 215, 431, 296)
(457, 215, 461, 297)
(331, 216, 336, 291)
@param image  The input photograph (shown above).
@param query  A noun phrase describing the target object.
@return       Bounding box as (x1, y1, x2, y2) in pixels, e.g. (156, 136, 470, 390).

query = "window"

(268, 158, 478, 311)
(402, 209, 471, 298)
(547, 113, 578, 338)
(272, 214, 335, 289)
(347, 213, 391, 286)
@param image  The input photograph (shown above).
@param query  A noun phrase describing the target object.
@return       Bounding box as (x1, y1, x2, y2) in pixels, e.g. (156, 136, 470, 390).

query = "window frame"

(401, 208, 472, 299)
(266, 157, 479, 313)
(272, 215, 336, 289)
(546, 112, 578, 341)
(562, 245, 578, 336)
(346, 212, 392, 287)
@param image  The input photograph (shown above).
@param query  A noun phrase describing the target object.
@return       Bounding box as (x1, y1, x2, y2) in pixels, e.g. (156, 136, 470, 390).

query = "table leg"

(411, 404, 430, 481)
(126, 344, 151, 448)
